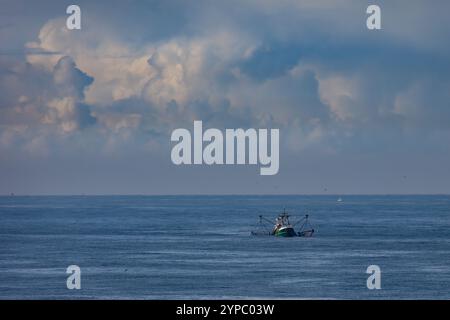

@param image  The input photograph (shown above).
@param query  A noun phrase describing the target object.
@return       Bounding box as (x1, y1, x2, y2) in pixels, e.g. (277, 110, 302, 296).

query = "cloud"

(0, 53, 96, 149)
(53, 56, 93, 99)
(394, 79, 450, 130)
(3, 1, 450, 145)
(1, 0, 450, 193)
(43, 98, 96, 133)
(239, 42, 302, 81)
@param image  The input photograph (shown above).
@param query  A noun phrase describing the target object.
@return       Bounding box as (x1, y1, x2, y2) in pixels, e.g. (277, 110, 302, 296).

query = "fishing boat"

(251, 209, 314, 238)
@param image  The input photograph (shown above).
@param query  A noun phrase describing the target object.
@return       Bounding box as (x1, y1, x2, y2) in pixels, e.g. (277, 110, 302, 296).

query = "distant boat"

(251, 209, 314, 238)
(337, 197, 342, 202)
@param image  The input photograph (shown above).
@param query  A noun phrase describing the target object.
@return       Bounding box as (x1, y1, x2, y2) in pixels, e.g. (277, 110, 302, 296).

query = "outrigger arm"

(291, 214, 309, 227)
(259, 215, 275, 225)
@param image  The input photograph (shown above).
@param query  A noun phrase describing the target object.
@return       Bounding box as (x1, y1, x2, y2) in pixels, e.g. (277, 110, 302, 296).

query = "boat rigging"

(251, 208, 315, 237)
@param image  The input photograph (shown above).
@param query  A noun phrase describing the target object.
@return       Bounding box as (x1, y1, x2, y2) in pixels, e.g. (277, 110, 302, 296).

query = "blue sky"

(1, 0, 450, 194)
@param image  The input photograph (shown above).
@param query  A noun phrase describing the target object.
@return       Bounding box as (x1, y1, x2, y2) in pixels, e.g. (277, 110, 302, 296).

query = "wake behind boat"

(251, 208, 315, 238)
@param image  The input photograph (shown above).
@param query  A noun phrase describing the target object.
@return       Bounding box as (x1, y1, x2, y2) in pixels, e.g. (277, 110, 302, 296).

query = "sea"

(0, 195, 449, 299)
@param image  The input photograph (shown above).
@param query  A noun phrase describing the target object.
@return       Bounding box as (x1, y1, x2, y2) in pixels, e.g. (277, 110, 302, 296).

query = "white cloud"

(318, 74, 359, 121)
(2, 0, 450, 157)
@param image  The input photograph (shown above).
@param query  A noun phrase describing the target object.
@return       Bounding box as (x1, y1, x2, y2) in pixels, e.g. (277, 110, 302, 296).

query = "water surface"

(0, 195, 449, 299)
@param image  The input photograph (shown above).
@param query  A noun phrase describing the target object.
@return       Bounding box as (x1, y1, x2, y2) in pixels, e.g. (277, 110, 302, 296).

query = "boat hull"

(274, 227, 297, 237)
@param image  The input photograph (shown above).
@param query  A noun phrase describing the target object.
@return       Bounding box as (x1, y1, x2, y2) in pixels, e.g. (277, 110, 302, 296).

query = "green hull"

(274, 227, 297, 237)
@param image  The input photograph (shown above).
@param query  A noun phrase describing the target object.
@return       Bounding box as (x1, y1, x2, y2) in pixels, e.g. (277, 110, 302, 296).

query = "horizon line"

(1, 193, 450, 197)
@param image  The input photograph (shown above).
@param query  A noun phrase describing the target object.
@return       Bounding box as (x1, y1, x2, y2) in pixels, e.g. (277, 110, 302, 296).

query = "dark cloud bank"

(1, 0, 450, 194)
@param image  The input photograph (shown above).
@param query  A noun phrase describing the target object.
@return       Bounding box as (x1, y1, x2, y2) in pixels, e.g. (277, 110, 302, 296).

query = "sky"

(1, 0, 450, 195)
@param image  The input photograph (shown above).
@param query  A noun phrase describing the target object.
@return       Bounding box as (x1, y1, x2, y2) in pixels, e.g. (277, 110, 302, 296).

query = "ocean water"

(0, 195, 449, 300)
